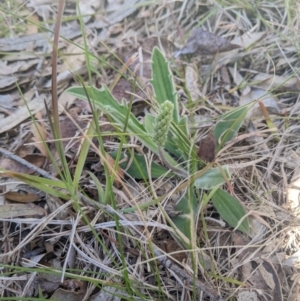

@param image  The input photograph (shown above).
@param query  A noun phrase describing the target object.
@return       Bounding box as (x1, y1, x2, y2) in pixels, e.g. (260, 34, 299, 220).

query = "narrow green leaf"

(144, 113, 155, 135)
(172, 190, 199, 241)
(212, 188, 249, 234)
(0, 171, 69, 199)
(67, 85, 158, 150)
(67, 85, 179, 167)
(194, 166, 230, 189)
(150, 47, 179, 123)
(214, 104, 251, 149)
(72, 119, 96, 191)
(109, 152, 172, 179)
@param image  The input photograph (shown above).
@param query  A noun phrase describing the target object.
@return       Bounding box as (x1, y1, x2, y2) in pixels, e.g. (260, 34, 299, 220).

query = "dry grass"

(1, 0, 300, 300)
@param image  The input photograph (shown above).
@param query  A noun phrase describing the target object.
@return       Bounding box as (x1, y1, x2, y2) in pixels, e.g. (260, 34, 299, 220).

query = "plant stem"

(158, 146, 188, 177)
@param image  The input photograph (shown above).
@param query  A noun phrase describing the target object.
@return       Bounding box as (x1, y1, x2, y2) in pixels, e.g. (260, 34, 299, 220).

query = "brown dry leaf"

(175, 27, 240, 57)
(127, 48, 152, 80)
(21, 253, 47, 268)
(44, 38, 88, 90)
(197, 131, 216, 163)
(220, 66, 231, 85)
(230, 31, 267, 49)
(40, 258, 62, 283)
(26, 14, 39, 35)
(0, 93, 50, 134)
(90, 286, 121, 301)
(111, 78, 146, 102)
(154, 230, 188, 263)
(240, 88, 280, 118)
(0, 154, 46, 174)
(233, 233, 272, 299)
(262, 258, 283, 301)
(50, 288, 85, 301)
(0, 75, 18, 89)
(237, 291, 258, 301)
(61, 279, 84, 292)
(141, 36, 177, 58)
(57, 91, 78, 114)
(288, 274, 300, 301)
(19, 153, 46, 168)
(252, 73, 300, 92)
(5, 191, 40, 203)
(0, 203, 45, 218)
(0, 58, 40, 76)
(258, 263, 275, 289)
(23, 274, 60, 297)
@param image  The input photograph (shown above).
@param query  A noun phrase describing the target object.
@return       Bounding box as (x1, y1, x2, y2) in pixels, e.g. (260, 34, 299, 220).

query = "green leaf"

(150, 47, 179, 123)
(194, 166, 230, 189)
(144, 114, 183, 158)
(67, 85, 152, 148)
(214, 104, 251, 149)
(144, 113, 155, 135)
(172, 189, 199, 241)
(212, 188, 249, 234)
(67, 85, 179, 167)
(68, 85, 148, 142)
(109, 152, 172, 179)
(0, 171, 69, 199)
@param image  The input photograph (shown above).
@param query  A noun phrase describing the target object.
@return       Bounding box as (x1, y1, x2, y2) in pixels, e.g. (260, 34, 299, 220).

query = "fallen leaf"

(57, 91, 78, 114)
(90, 286, 121, 301)
(0, 203, 45, 218)
(26, 14, 39, 35)
(262, 258, 283, 301)
(252, 73, 300, 92)
(197, 131, 216, 163)
(141, 36, 177, 58)
(0, 94, 50, 134)
(237, 291, 258, 301)
(230, 31, 267, 49)
(21, 253, 47, 268)
(154, 230, 188, 262)
(175, 27, 240, 57)
(111, 78, 147, 102)
(240, 88, 281, 118)
(61, 279, 84, 292)
(0, 154, 46, 174)
(0, 59, 40, 76)
(50, 288, 84, 301)
(5, 191, 40, 203)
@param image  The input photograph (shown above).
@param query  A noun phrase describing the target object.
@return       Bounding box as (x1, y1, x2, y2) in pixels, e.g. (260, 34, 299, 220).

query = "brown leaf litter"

(1, 1, 300, 301)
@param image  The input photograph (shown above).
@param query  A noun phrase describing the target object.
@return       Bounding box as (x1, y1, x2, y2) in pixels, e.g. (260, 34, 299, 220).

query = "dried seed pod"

(197, 131, 216, 163)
